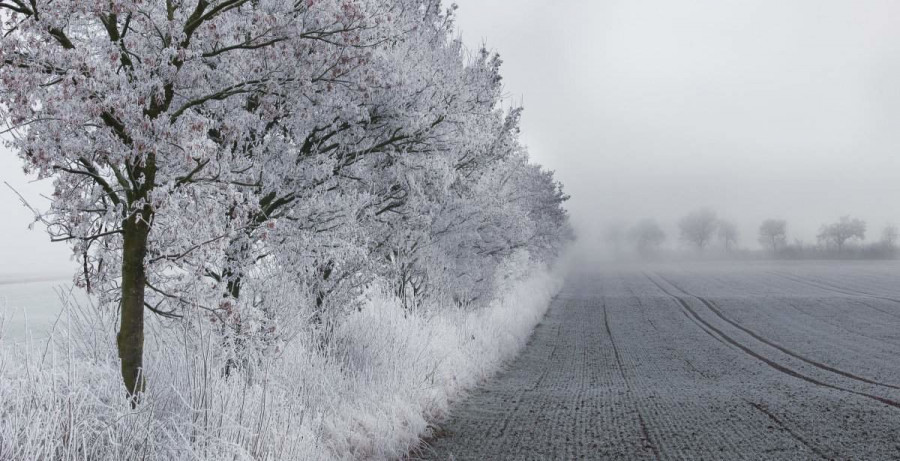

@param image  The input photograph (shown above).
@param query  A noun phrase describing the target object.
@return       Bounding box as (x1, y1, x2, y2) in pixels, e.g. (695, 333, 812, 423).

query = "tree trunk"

(119, 213, 150, 401)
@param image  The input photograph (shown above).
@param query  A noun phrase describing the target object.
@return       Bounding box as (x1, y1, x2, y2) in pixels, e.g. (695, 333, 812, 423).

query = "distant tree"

(629, 219, 666, 256)
(882, 224, 899, 248)
(678, 209, 718, 250)
(817, 216, 866, 252)
(717, 219, 739, 252)
(758, 219, 787, 253)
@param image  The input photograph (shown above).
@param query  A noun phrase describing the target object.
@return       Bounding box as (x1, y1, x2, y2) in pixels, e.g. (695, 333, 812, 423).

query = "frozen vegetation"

(0, 262, 562, 460)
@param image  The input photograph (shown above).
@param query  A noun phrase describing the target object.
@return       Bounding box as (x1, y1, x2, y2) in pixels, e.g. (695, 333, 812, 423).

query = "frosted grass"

(0, 264, 561, 460)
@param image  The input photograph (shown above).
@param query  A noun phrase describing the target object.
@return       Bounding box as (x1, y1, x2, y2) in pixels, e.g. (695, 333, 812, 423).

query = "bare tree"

(678, 209, 718, 250)
(629, 219, 666, 256)
(817, 216, 866, 252)
(717, 219, 739, 252)
(758, 219, 787, 253)
(882, 224, 899, 248)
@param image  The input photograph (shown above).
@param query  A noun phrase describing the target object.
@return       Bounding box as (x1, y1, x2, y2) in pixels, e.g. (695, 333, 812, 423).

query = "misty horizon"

(452, 0, 900, 252)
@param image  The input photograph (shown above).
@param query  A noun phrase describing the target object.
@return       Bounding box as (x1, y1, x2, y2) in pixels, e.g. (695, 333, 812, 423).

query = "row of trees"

(757, 217, 896, 251)
(604, 209, 897, 258)
(603, 209, 739, 256)
(0, 1, 571, 399)
(761, 216, 898, 258)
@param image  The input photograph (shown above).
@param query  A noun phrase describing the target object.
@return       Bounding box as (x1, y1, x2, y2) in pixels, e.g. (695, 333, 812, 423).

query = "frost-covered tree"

(758, 219, 787, 253)
(0, 0, 439, 397)
(882, 224, 899, 248)
(195, 3, 484, 337)
(678, 209, 717, 250)
(717, 219, 739, 252)
(374, 108, 570, 309)
(817, 216, 866, 252)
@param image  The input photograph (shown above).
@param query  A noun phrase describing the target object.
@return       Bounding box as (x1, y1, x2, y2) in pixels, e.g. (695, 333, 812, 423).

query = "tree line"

(0, 1, 572, 400)
(604, 209, 898, 259)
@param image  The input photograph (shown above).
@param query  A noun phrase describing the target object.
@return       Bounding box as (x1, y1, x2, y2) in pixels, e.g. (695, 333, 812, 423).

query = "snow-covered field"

(0, 264, 562, 460)
(423, 260, 900, 459)
(0, 277, 86, 343)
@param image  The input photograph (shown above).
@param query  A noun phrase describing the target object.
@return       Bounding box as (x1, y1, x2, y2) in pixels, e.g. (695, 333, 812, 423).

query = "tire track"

(796, 271, 900, 301)
(603, 302, 662, 461)
(493, 321, 563, 439)
(424, 290, 660, 459)
(769, 270, 900, 321)
(624, 282, 659, 332)
(658, 273, 900, 391)
(637, 273, 734, 351)
(642, 272, 900, 411)
(744, 400, 830, 460)
(427, 267, 900, 460)
(779, 297, 900, 349)
(770, 271, 900, 308)
(625, 281, 713, 380)
(633, 273, 831, 459)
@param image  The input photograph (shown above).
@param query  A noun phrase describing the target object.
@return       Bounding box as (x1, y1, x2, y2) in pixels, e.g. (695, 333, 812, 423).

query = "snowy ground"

(419, 260, 900, 460)
(0, 276, 83, 342)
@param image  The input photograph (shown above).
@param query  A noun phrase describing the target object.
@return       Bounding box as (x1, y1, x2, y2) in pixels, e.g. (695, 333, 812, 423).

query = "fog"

(453, 0, 900, 252)
(3, 0, 900, 273)
(0, 154, 73, 277)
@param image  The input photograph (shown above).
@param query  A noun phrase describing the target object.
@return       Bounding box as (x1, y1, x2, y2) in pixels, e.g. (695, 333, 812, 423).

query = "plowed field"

(421, 261, 900, 460)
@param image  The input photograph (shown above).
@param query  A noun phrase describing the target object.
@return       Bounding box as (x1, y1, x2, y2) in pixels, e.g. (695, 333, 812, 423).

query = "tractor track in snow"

(624, 282, 713, 380)
(778, 297, 900, 349)
(743, 399, 829, 460)
(643, 272, 900, 410)
(767, 270, 900, 325)
(769, 270, 900, 309)
(603, 302, 662, 461)
(655, 273, 900, 391)
(419, 264, 900, 460)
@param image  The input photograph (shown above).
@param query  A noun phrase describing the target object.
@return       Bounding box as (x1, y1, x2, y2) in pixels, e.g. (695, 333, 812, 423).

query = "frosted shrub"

(0, 263, 561, 460)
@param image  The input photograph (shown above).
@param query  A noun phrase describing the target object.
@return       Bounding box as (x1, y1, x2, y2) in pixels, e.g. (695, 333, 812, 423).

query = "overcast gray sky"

(3, 0, 900, 274)
(453, 0, 900, 249)
(0, 153, 73, 276)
